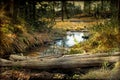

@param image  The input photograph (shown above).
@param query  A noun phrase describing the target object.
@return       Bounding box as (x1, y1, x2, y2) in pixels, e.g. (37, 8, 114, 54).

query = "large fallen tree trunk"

(0, 52, 120, 69)
(9, 52, 120, 61)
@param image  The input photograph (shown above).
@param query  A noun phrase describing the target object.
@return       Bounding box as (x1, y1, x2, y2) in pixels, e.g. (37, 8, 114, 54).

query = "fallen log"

(9, 52, 120, 61)
(9, 54, 63, 61)
(0, 52, 120, 69)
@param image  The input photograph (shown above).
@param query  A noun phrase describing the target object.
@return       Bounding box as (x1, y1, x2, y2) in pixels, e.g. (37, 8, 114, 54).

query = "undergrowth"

(70, 19, 120, 54)
(0, 10, 52, 58)
(79, 61, 120, 80)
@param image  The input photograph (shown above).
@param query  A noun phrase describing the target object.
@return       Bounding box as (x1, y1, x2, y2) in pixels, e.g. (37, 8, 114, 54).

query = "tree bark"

(0, 52, 120, 70)
(61, 1, 64, 21)
(88, 1, 91, 15)
(118, 0, 120, 26)
(101, 0, 103, 11)
(9, 52, 120, 61)
(110, 0, 119, 19)
(13, 0, 19, 21)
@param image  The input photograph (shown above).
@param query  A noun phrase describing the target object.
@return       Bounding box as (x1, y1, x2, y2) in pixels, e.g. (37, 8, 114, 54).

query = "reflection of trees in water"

(64, 32, 84, 47)
(61, 37, 66, 47)
(43, 32, 86, 56)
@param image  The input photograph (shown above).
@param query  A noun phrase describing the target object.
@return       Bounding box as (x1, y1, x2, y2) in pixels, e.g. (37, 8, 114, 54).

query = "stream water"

(27, 31, 89, 57)
(42, 31, 88, 56)
(54, 31, 86, 47)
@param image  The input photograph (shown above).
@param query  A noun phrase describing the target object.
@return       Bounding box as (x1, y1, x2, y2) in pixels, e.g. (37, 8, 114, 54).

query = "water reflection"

(42, 31, 87, 56)
(55, 31, 85, 47)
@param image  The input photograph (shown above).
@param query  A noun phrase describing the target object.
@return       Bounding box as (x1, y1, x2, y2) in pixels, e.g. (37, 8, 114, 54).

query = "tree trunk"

(101, 0, 103, 11)
(118, 0, 120, 26)
(88, 1, 91, 15)
(32, 1, 36, 21)
(9, 52, 120, 61)
(0, 52, 120, 70)
(61, 1, 67, 21)
(13, 0, 19, 21)
(110, 0, 119, 19)
(64, 1, 69, 19)
(61, 1, 64, 21)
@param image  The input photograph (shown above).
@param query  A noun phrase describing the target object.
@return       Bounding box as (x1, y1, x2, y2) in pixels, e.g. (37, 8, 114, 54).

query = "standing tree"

(84, 0, 91, 16)
(116, 0, 120, 25)
(61, 1, 69, 21)
(110, 0, 119, 20)
(61, 1, 65, 21)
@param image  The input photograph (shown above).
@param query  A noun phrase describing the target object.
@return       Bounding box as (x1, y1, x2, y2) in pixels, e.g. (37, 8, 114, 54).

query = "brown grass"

(0, 10, 53, 58)
(54, 17, 105, 31)
(80, 69, 111, 79)
(80, 62, 120, 80)
(71, 19, 120, 54)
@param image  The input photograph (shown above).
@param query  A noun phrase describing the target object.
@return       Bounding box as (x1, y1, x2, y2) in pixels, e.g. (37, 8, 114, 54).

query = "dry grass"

(0, 10, 53, 57)
(80, 69, 111, 79)
(114, 62, 120, 69)
(54, 17, 105, 31)
(110, 62, 120, 79)
(11, 32, 52, 53)
(0, 10, 13, 57)
(54, 21, 85, 31)
(80, 61, 120, 80)
(0, 31, 52, 58)
(71, 19, 120, 54)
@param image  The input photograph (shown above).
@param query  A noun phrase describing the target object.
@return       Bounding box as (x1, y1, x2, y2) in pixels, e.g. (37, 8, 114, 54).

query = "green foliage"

(102, 61, 110, 69)
(33, 1, 55, 32)
(66, 2, 82, 18)
(72, 74, 80, 79)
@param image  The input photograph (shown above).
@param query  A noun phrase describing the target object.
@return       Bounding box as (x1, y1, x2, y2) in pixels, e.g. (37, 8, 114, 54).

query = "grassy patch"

(54, 17, 105, 31)
(80, 69, 111, 79)
(70, 19, 120, 54)
(54, 21, 84, 31)
(80, 62, 120, 80)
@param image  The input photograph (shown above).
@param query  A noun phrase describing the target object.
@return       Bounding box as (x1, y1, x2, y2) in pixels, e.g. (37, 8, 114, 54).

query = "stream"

(54, 31, 87, 47)
(41, 31, 89, 56)
(27, 31, 89, 57)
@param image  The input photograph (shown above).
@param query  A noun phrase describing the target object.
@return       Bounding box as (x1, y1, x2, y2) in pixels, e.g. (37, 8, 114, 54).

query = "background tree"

(84, 0, 91, 15)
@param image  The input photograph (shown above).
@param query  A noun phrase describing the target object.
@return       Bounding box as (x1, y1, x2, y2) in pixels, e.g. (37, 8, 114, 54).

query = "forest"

(0, 0, 120, 79)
